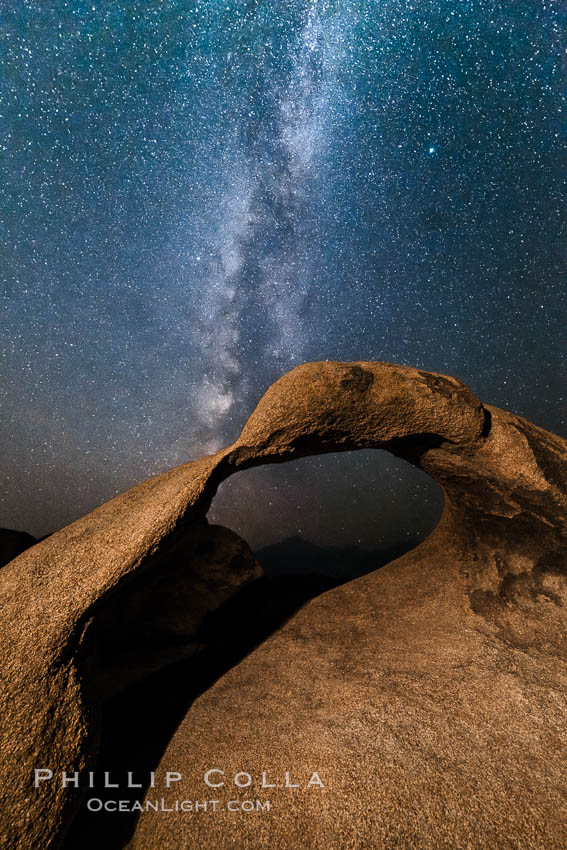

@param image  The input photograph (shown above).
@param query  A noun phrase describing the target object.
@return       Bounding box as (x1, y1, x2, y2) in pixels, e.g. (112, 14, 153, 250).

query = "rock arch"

(1, 361, 566, 849)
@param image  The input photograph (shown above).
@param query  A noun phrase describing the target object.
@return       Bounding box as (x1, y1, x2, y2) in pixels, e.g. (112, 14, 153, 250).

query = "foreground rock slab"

(1, 361, 566, 849)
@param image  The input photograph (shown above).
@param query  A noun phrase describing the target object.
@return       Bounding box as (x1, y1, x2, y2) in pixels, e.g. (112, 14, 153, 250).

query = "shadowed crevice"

(61, 571, 344, 850)
(63, 534, 422, 849)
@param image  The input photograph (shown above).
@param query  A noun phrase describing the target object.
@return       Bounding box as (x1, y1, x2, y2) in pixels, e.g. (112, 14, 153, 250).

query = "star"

(0, 0, 564, 550)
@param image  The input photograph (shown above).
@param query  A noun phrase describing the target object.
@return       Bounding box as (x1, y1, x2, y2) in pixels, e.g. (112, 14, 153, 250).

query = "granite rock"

(1, 361, 566, 849)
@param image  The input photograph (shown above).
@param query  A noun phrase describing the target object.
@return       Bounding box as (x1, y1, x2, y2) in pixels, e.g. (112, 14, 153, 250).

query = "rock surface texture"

(1, 361, 566, 849)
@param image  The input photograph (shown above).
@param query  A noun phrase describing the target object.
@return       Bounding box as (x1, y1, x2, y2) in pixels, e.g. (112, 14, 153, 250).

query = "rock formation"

(0, 361, 566, 849)
(0, 518, 262, 848)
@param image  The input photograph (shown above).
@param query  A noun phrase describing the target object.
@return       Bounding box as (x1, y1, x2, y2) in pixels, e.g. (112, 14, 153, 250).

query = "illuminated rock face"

(1, 361, 566, 849)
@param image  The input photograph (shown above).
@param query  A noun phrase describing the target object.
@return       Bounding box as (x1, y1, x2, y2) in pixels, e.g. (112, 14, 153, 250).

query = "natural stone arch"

(1, 361, 566, 849)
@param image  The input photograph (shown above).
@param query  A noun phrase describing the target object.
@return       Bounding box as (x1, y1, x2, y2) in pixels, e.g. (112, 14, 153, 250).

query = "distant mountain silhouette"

(0, 528, 37, 569)
(256, 535, 421, 580)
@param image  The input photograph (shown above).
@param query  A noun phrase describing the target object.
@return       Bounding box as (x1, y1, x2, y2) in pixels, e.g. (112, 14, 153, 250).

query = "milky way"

(1, 1, 565, 549)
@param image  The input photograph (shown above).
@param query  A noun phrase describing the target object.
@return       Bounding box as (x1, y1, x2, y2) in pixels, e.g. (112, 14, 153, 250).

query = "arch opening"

(209, 448, 444, 581)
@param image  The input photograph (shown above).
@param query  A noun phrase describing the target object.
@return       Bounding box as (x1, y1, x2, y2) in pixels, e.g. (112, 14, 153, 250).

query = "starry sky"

(1, 0, 565, 550)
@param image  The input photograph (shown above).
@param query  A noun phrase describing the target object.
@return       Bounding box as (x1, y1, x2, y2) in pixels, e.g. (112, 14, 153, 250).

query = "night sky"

(1, 1, 565, 550)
